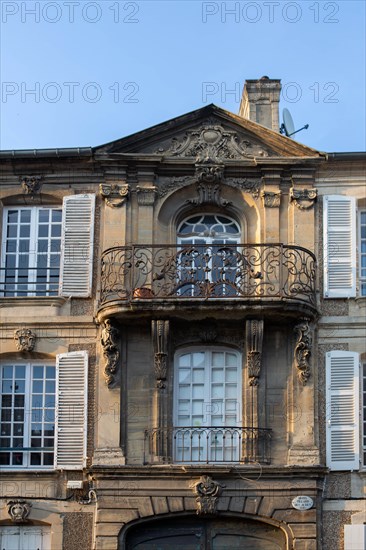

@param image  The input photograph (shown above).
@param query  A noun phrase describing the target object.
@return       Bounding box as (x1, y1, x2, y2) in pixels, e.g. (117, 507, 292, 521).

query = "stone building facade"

(0, 77, 364, 549)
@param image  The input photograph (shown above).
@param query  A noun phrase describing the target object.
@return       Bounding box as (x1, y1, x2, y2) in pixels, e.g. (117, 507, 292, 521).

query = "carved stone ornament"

(261, 190, 281, 208)
(20, 176, 42, 195)
(158, 175, 260, 200)
(136, 186, 157, 206)
(155, 119, 269, 160)
(14, 329, 36, 352)
(7, 500, 31, 523)
(199, 323, 218, 343)
(101, 319, 120, 387)
(152, 320, 169, 389)
(290, 187, 317, 210)
(294, 319, 312, 385)
(100, 183, 129, 207)
(187, 182, 231, 208)
(246, 320, 264, 386)
(190, 475, 224, 516)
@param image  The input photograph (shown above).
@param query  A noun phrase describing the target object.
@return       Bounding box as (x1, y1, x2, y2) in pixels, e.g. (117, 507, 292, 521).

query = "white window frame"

(0, 206, 62, 297)
(362, 360, 366, 468)
(0, 194, 95, 298)
(0, 351, 88, 471)
(176, 214, 241, 297)
(0, 362, 56, 469)
(173, 347, 242, 463)
(0, 525, 51, 550)
(359, 208, 366, 297)
(344, 525, 366, 550)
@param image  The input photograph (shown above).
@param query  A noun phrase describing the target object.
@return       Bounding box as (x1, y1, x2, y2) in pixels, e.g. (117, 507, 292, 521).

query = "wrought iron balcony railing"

(100, 243, 316, 307)
(144, 426, 272, 465)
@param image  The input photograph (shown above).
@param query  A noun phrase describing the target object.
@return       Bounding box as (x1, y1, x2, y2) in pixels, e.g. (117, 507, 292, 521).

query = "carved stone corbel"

(290, 187, 317, 210)
(20, 176, 43, 195)
(99, 183, 129, 207)
(190, 475, 224, 516)
(261, 190, 281, 208)
(294, 319, 312, 385)
(152, 320, 169, 389)
(14, 329, 36, 352)
(136, 186, 158, 206)
(101, 319, 120, 387)
(246, 320, 264, 386)
(7, 500, 31, 523)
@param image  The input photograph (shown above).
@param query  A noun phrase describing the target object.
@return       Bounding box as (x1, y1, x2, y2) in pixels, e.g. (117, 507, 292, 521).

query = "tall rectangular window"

(1, 207, 62, 296)
(360, 210, 366, 296)
(0, 363, 56, 468)
(363, 361, 366, 467)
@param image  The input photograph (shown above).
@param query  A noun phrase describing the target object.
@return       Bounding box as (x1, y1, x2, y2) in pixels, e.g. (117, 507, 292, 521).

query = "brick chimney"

(239, 76, 281, 132)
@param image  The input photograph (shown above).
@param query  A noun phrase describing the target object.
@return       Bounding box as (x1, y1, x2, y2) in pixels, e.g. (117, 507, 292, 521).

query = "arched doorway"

(123, 516, 286, 549)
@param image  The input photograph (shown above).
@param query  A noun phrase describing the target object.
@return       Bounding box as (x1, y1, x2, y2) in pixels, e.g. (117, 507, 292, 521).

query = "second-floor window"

(176, 214, 241, 296)
(1, 207, 62, 296)
(0, 194, 95, 298)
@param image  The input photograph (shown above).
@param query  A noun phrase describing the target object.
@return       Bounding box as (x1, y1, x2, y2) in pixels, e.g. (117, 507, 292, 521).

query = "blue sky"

(0, 0, 365, 152)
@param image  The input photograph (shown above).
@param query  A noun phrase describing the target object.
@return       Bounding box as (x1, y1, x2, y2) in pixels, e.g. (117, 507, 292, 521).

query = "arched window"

(176, 214, 241, 297)
(173, 347, 242, 463)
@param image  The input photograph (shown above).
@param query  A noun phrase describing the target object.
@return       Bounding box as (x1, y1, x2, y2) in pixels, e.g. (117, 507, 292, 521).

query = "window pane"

(212, 352, 224, 367)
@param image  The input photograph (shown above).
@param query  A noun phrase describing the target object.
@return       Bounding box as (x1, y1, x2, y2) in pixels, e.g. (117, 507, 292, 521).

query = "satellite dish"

(280, 108, 309, 138)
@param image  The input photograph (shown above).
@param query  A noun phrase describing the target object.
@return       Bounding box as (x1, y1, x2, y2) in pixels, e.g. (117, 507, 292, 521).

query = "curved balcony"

(98, 243, 317, 319)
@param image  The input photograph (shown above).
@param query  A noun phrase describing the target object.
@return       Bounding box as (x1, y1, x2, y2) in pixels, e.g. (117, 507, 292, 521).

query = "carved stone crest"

(20, 176, 42, 195)
(101, 319, 120, 387)
(290, 188, 317, 210)
(190, 475, 224, 515)
(100, 183, 129, 207)
(152, 320, 169, 389)
(7, 500, 31, 523)
(261, 190, 281, 208)
(156, 120, 269, 160)
(187, 182, 230, 207)
(294, 319, 312, 385)
(14, 329, 36, 352)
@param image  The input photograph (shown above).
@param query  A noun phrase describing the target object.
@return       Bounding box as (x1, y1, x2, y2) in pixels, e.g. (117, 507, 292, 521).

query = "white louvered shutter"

(326, 351, 359, 471)
(55, 351, 88, 470)
(323, 195, 356, 298)
(59, 194, 95, 297)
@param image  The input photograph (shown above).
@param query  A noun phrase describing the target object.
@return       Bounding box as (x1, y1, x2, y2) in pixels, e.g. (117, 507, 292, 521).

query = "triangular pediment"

(94, 104, 322, 159)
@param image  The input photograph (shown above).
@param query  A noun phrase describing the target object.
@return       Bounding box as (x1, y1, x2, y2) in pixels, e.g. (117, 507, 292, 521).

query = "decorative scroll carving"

(246, 320, 264, 386)
(290, 188, 317, 210)
(136, 186, 157, 206)
(14, 329, 36, 352)
(294, 319, 312, 385)
(7, 500, 31, 523)
(101, 319, 120, 387)
(20, 176, 42, 194)
(261, 190, 281, 208)
(99, 183, 129, 207)
(190, 475, 224, 515)
(159, 176, 194, 197)
(225, 177, 261, 199)
(156, 120, 269, 160)
(152, 320, 169, 389)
